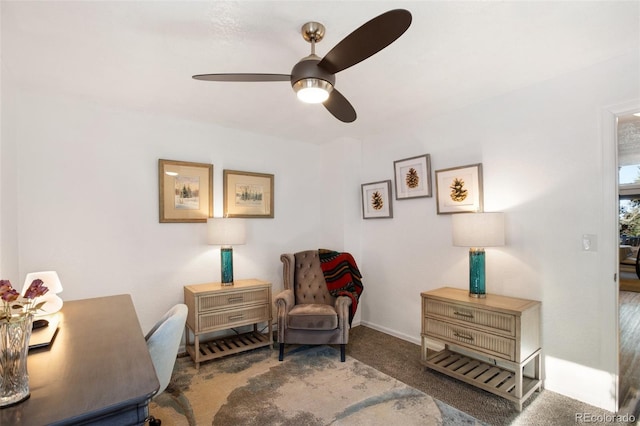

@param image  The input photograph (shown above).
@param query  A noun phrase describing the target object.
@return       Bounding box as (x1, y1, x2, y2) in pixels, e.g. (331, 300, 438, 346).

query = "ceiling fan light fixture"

(293, 78, 333, 104)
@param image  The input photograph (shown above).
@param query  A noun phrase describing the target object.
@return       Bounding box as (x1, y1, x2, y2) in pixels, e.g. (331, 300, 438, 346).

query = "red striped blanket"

(318, 249, 363, 326)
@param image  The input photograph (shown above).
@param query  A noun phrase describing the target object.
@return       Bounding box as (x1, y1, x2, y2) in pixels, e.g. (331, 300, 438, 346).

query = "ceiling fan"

(192, 9, 412, 123)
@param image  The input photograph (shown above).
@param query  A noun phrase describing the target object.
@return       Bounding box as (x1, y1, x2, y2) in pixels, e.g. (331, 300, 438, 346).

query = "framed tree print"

(435, 163, 483, 214)
(158, 159, 213, 223)
(223, 170, 274, 218)
(361, 180, 393, 219)
(393, 154, 432, 199)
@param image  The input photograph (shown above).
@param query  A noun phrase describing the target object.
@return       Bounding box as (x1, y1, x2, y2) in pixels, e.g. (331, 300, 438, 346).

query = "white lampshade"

(207, 218, 247, 246)
(23, 271, 63, 295)
(22, 271, 64, 315)
(452, 212, 505, 247)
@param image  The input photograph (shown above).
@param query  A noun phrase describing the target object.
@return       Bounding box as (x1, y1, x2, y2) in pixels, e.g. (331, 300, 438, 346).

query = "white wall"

(1, 86, 328, 333)
(357, 52, 639, 410)
(319, 137, 363, 324)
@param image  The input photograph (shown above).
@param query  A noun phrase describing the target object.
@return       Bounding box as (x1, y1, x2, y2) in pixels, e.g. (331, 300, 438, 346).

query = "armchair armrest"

(334, 296, 352, 339)
(274, 288, 294, 312)
(280, 253, 295, 290)
(274, 289, 294, 341)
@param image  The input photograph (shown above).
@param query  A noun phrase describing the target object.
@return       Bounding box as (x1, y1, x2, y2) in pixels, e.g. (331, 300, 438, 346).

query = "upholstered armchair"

(274, 250, 353, 362)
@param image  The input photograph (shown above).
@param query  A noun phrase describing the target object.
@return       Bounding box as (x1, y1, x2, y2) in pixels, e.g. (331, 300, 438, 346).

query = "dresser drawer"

(198, 304, 270, 332)
(426, 318, 516, 361)
(198, 288, 269, 312)
(425, 299, 516, 337)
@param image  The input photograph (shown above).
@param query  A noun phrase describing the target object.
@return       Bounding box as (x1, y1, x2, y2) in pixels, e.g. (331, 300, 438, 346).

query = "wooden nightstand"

(421, 287, 542, 411)
(184, 279, 272, 368)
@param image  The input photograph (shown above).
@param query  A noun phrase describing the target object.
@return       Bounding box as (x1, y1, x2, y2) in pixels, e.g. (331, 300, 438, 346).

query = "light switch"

(582, 234, 597, 252)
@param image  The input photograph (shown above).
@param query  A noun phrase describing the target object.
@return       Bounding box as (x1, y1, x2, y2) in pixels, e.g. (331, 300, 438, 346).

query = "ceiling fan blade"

(318, 9, 412, 74)
(323, 89, 357, 123)
(192, 73, 291, 82)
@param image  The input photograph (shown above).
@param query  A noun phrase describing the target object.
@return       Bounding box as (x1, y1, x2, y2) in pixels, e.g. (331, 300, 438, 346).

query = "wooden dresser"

(421, 287, 542, 411)
(184, 279, 272, 368)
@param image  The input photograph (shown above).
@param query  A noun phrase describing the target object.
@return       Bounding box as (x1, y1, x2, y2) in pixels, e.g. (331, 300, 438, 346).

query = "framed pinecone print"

(393, 154, 432, 199)
(434, 163, 483, 214)
(361, 180, 393, 219)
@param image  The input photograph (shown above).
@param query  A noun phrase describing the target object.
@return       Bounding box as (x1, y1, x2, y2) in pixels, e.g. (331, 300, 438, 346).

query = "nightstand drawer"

(426, 318, 516, 361)
(198, 304, 270, 331)
(425, 299, 516, 337)
(198, 288, 269, 312)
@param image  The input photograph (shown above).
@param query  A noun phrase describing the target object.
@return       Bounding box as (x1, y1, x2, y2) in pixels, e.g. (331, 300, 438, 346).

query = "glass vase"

(0, 314, 33, 407)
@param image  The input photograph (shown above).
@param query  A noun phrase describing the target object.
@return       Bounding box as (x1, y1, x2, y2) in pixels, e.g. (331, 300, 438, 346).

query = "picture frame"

(435, 163, 483, 214)
(223, 170, 274, 218)
(158, 159, 213, 223)
(393, 154, 432, 199)
(361, 180, 393, 219)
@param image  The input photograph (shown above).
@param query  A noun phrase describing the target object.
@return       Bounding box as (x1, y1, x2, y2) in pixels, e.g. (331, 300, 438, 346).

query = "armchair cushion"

(288, 304, 338, 330)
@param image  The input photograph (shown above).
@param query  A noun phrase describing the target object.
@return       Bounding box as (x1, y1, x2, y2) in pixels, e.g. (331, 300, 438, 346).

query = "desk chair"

(145, 304, 188, 425)
(145, 304, 188, 396)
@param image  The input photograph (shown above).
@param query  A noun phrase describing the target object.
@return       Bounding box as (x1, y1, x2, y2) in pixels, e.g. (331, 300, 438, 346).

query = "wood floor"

(621, 278, 640, 292)
(620, 288, 640, 412)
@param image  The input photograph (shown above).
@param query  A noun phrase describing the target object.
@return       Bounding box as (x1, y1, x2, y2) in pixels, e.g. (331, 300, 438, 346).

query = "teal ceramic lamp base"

(468, 248, 486, 298)
(220, 247, 234, 286)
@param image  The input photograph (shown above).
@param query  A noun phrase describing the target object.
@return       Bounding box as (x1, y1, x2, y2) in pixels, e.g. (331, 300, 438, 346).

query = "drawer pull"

(453, 311, 474, 319)
(228, 297, 244, 303)
(228, 314, 245, 321)
(453, 331, 474, 341)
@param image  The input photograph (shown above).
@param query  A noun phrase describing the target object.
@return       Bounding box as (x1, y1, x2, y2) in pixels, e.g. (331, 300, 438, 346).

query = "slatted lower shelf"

(424, 349, 541, 409)
(186, 331, 270, 364)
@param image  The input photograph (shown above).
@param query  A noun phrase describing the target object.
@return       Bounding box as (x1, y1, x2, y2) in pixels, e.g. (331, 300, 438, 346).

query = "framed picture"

(435, 163, 483, 214)
(361, 180, 393, 219)
(393, 154, 432, 199)
(158, 159, 213, 223)
(223, 170, 274, 218)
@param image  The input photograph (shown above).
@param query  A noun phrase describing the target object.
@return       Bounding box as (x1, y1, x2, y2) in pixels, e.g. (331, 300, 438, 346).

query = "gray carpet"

(347, 326, 636, 426)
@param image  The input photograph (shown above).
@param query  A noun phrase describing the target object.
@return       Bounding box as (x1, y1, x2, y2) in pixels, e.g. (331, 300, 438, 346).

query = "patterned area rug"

(149, 345, 483, 425)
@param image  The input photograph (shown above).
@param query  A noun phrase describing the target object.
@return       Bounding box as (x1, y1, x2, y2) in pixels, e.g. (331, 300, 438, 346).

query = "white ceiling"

(2, 1, 639, 145)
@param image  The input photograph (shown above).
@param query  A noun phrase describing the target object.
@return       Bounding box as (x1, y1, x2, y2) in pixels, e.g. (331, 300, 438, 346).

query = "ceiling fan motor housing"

(290, 56, 336, 92)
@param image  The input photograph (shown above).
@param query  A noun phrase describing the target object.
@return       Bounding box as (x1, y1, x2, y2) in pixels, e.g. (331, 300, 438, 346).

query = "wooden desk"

(0, 295, 159, 425)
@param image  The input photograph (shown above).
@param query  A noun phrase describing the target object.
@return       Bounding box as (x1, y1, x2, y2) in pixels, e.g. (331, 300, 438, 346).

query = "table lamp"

(452, 212, 505, 298)
(22, 270, 64, 314)
(207, 218, 246, 285)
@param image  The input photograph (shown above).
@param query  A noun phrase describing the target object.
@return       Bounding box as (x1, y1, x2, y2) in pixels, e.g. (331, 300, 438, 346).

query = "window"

(620, 165, 640, 241)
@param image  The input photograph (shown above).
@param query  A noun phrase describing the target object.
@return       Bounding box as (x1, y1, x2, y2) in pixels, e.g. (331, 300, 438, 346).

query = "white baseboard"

(545, 355, 617, 412)
(359, 321, 421, 345)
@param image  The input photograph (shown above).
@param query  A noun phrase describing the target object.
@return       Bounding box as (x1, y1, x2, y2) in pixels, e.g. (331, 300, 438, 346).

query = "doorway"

(617, 111, 640, 414)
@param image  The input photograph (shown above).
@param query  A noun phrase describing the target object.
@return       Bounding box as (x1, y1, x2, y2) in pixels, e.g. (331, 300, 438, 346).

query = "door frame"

(602, 99, 640, 411)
